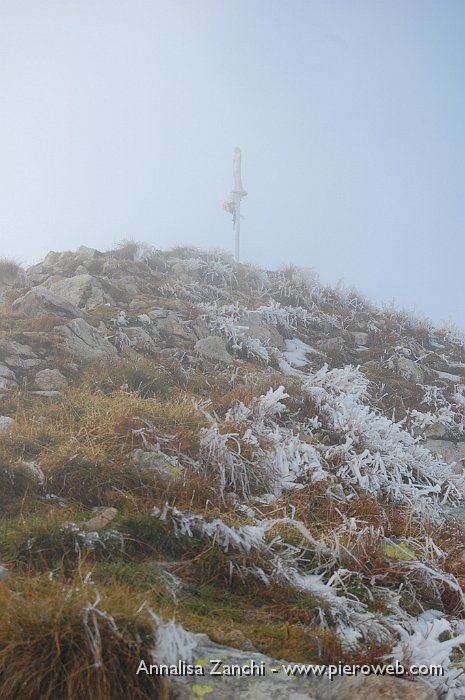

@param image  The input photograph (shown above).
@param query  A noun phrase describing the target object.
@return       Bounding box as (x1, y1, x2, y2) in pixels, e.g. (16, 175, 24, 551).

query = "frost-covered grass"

(301, 364, 464, 513)
(2, 244, 465, 697)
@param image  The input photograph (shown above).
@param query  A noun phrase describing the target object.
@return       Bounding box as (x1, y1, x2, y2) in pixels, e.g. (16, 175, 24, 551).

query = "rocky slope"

(0, 243, 464, 699)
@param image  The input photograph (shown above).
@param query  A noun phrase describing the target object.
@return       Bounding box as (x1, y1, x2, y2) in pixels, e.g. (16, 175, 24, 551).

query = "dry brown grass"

(0, 258, 25, 287)
(0, 578, 168, 700)
(81, 358, 181, 399)
(1, 386, 210, 510)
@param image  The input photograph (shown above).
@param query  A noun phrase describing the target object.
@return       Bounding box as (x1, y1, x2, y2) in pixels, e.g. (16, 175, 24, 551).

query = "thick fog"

(0, 0, 464, 326)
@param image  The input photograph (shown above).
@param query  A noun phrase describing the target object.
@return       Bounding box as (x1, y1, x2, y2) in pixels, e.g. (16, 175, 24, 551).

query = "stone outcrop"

(351, 331, 370, 347)
(81, 507, 118, 531)
(170, 634, 438, 700)
(12, 286, 83, 319)
(424, 439, 465, 473)
(394, 357, 427, 384)
(58, 318, 118, 359)
(151, 311, 195, 347)
(33, 368, 68, 391)
(195, 336, 233, 364)
(0, 261, 27, 287)
(47, 274, 107, 310)
(317, 336, 346, 353)
(242, 311, 285, 350)
(123, 327, 159, 354)
(0, 364, 18, 392)
(0, 416, 15, 434)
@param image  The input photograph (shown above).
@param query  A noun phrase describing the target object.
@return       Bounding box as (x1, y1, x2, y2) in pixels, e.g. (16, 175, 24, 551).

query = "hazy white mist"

(0, 0, 464, 325)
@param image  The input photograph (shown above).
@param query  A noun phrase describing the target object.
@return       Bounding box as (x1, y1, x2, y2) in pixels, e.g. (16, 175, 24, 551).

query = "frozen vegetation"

(0, 242, 464, 698)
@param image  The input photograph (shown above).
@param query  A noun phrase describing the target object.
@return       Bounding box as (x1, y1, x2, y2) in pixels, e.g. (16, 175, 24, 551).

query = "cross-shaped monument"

(223, 147, 247, 263)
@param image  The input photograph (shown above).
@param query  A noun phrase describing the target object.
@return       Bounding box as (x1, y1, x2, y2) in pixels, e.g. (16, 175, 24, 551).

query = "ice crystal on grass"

(151, 505, 398, 650)
(199, 386, 327, 499)
(196, 302, 271, 363)
(302, 364, 463, 515)
(390, 610, 465, 699)
(83, 592, 120, 669)
(149, 611, 197, 665)
(152, 504, 269, 559)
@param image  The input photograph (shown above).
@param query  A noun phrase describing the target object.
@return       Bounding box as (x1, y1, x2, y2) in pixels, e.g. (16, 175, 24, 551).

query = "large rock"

(424, 422, 453, 440)
(395, 357, 427, 384)
(0, 377, 18, 392)
(76, 245, 102, 259)
(2, 356, 41, 370)
(317, 336, 346, 353)
(152, 312, 195, 347)
(0, 340, 38, 372)
(242, 312, 285, 350)
(192, 319, 212, 341)
(351, 331, 370, 347)
(48, 274, 106, 310)
(58, 318, 118, 360)
(0, 363, 18, 380)
(0, 340, 34, 357)
(169, 634, 437, 700)
(0, 364, 18, 391)
(195, 336, 233, 365)
(12, 286, 83, 319)
(425, 439, 465, 473)
(81, 507, 118, 531)
(123, 328, 159, 354)
(34, 369, 68, 391)
(132, 449, 183, 479)
(0, 416, 15, 434)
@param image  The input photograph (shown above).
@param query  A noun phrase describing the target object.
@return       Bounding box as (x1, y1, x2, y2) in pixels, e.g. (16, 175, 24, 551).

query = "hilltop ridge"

(0, 242, 464, 699)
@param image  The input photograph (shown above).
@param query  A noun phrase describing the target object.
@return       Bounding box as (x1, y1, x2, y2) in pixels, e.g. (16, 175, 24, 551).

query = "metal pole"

(223, 147, 246, 264)
(234, 200, 240, 263)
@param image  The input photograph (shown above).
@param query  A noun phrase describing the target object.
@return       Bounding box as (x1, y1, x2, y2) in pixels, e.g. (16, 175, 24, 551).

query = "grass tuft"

(0, 578, 168, 700)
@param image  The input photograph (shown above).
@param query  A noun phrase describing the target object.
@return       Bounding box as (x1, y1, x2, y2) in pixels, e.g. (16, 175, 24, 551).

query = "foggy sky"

(1, 0, 464, 326)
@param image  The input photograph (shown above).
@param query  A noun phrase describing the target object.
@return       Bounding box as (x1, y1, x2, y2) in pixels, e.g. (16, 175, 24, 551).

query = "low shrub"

(0, 257, 26, 287)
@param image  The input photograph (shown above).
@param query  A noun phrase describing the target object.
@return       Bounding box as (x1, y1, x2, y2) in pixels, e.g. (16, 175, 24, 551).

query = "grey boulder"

(395, 357, 427, 384)
(425, 439, 465, 473)
(48, 274, 106, 310)
(170, 634, 437, 700)
(0, 416, 15, 434)
(58, 318, 118, 360)
(34, 369, 68, 391)
(12, 286, 83, 319)
(195, 336, 233, 365)
(0, 364, 18, 391)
